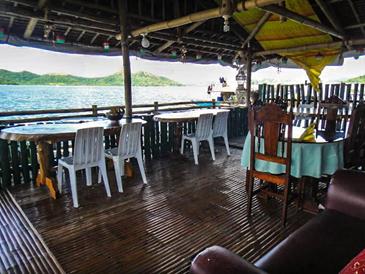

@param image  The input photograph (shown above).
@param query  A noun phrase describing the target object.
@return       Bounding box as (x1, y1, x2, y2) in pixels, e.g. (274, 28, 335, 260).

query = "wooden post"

(118, 0, 132, 122)
(246, 51, 252, 106)
(154, 101, 159, 114)
(212, 99, 216, 109)
(92, 105, 98, 116)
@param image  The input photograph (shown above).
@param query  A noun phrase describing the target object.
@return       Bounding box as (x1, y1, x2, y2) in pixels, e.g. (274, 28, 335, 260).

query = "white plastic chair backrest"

(213, 111, 229, 137)
(196, 113, 213, 140)
(73, 127, 104, 166)
(117, 122, 142, 157)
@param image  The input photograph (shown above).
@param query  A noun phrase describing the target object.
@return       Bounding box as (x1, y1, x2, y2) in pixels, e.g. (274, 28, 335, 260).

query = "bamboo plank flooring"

(0, 190, 64, 274)
(11, 147, 312, 273)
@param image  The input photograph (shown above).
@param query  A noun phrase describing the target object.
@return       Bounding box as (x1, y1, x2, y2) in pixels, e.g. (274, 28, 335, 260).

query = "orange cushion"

(340, 249, 365, 274)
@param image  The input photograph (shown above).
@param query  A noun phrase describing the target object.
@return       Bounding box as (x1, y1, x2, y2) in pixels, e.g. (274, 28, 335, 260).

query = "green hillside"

(347, 75, 365, 83)
(0, 69, 182, 86)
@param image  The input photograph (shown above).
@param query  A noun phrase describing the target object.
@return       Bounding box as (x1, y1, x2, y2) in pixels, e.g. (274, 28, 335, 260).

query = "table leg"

(174, 122, 183, 153)
(36, 142, 59, 199)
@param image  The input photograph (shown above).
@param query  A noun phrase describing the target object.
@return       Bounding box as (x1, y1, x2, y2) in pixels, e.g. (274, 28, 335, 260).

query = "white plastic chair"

(180, 113, 215, 165)
(102, 122, 147, 193)
(213, 111, 230, 155)
(57, 127, 111, 208)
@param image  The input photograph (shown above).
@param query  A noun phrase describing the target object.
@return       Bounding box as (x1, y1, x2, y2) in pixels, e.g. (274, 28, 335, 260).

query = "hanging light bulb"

(141, 34, 150, 48)
(223, 15, 230, 32)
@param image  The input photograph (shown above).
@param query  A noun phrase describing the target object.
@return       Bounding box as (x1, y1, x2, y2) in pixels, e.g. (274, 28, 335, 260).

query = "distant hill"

(0, 69, 182, 86)
(347, 75, 365, 83)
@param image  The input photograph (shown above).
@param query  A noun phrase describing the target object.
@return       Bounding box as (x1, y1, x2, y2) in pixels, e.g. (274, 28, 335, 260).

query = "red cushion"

(340, 249, 365, 274)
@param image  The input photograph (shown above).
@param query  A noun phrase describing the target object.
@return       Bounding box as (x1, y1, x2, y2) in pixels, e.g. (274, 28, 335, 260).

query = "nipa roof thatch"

(0, 0, 365, 86)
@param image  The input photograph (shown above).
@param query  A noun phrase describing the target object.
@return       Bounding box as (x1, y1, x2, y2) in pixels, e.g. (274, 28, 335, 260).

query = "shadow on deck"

(10, 146, 311, 273)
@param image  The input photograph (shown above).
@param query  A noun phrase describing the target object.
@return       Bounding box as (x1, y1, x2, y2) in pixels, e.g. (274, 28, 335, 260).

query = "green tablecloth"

(241, 134, 344, 178)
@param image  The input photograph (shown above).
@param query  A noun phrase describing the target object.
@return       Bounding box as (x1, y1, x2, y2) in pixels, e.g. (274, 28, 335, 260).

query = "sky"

(0, 44, 364, 86)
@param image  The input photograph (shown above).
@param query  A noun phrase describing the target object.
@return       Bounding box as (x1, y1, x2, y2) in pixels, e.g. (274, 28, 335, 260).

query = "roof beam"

(23, 0, 47, 38)
(154, 21, 206, 53)
(241, 12, 271, 48)
(260, 4, 344, 39)
(314, 0, 344, 35)
(77, 30, 86, 42)
(345, 0, 365, 37)
(254, 38, 365, 57)
(129, 0, 284, 38)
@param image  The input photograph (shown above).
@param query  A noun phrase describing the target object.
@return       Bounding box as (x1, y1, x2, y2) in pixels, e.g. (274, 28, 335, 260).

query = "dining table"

(154, 108, 231, 151)
(0, 118, 146, 199)
(241, 126, 345, 179)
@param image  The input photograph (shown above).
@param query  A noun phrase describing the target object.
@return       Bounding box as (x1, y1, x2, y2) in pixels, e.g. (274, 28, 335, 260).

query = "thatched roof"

(0, 0, 364, 68)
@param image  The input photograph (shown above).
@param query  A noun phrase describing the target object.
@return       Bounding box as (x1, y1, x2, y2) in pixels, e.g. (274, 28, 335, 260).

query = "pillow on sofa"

(340, 249, 365, 274)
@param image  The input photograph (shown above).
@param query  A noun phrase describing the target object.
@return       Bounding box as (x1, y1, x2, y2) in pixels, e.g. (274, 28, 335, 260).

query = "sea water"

(0, 85, 210, 112)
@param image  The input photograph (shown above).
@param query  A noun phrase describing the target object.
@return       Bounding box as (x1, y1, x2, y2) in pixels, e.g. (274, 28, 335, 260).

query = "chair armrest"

(326, 169, 365, 220)
(190, 246, 267, 274)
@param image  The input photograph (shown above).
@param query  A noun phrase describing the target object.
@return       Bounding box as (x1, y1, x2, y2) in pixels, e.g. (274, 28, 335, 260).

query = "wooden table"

(0, 118, 146, 199)
(154, 109, 230, 151)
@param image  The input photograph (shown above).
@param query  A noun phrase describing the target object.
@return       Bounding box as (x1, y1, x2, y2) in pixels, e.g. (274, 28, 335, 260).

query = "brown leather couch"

(190, 169, 365, 274)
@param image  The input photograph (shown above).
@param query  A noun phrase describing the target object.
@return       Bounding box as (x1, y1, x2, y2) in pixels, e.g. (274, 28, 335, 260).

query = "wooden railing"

(258, 83, 365, 108)
(0, 101, 248, 188)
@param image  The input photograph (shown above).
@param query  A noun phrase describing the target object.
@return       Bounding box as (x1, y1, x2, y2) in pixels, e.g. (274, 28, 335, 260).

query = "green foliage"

(347, 75, 365, 83)
(0, 69, 182, 86)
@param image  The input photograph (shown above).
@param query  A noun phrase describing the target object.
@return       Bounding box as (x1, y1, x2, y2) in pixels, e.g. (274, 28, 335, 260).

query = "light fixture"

(217, 54, 223, 61)
(103, 41, 110, 52)
(141, 34, 150, 48)
(236, 68, 246, 85)
(315, 52, 323, 60)
(223, 15, 230, 32)
(196, 53, 202, 60)
(43, 24, 53, 39)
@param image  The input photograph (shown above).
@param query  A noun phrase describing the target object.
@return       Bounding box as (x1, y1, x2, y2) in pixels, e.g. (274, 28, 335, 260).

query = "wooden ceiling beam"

(260, 4, 344, 39)
(314, 0, 344, 35)
(23, 0, 47, 38)
(345, 0, 365, 37)
(154, 21, 206, 53)
(129, 0, 284, 38)
(253, 38, 365, 57)
(241, 12, 271, 48)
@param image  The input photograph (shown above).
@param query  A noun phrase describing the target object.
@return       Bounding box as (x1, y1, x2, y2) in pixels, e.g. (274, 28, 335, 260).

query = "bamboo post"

(118, 0, 132, 122)
(246, 51, 252, 106)
(92, 105, 98, 116)
(154, 101, 159, 114)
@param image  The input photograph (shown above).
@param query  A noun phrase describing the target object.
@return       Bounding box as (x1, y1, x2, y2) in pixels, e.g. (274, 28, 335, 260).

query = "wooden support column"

(118, 0, 132, 121)
(246, 51, 252, 106)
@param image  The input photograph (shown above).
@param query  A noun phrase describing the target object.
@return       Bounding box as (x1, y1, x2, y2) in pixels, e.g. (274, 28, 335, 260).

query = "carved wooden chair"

(344, 103, 365, 169)
(316, 95, 348, 138)
(246, 103, 294, 226)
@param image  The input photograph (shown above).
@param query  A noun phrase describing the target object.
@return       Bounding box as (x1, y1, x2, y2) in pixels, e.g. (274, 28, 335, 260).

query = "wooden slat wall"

(0, 107, 248, 188)
(259, 83, 365, 109)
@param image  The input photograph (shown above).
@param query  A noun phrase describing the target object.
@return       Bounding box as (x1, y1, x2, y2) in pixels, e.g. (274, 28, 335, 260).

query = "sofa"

(190, 169, 365, 274)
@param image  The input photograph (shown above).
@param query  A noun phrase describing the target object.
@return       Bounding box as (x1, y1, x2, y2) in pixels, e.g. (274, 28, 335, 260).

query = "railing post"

(154, 101, 159, 114)
(92, 105, 98, 116)
(212, 99, 216, 109)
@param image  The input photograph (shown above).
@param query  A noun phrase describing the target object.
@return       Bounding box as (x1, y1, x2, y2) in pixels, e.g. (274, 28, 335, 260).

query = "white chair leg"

(113, 158, 124, 193)
(192, 139, 199, 165)
(85, 167, 92, 186)
(136, 152, 147, 184)
(97, 169, 102, 184)
(69, 168, 79, 208)
(208, 137, 216, 161)
(57, 164, 63, 194)
(180, 137, 185, 154)
(99, 161, 111, 197)
(223, 134, 231, 156)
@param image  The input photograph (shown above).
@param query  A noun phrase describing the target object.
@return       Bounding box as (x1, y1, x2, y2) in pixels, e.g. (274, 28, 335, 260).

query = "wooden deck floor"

(11, 146, 312, 273)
